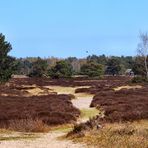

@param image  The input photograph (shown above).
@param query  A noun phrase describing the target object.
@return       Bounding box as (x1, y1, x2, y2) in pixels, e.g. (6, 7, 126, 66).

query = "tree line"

(0, 32, 148, 83)
(15, 55, 133, 77)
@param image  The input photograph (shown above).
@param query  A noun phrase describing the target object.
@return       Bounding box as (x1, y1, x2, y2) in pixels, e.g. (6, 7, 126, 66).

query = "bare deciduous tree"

(137, 32, 148, 78)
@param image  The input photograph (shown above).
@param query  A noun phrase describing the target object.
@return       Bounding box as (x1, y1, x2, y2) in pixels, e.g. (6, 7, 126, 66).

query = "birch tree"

(137, 32, 148, 78)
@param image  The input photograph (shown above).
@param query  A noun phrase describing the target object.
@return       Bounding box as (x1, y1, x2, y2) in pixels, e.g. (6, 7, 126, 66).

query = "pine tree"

(0, 33, 17, 83)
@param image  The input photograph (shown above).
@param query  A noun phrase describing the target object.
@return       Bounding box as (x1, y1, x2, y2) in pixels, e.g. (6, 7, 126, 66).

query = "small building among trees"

(125, 69, 134, 76)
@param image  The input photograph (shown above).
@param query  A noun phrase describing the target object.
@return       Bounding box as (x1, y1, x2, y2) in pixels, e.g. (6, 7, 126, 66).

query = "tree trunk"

(144, 56, 148, 78)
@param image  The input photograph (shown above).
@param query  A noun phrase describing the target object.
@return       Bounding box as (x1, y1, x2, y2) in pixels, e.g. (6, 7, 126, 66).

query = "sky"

(0, 0, 148, 58)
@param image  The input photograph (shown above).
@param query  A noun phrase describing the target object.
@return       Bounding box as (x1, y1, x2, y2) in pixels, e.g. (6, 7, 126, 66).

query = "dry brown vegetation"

(74, 76, 131, 94)
(8, 76, 130, 87)
(8, 118, 49, 133)
(90, 87, 148, 122)
(63, 76, 148, 123)
(0, 78, 83, 132)
(1, 76, 147, 128)
(68, 120, 148, 148)
(0, 76, 148, 148)
(65, 76, 148, 148)
(0, 94, 80, 128)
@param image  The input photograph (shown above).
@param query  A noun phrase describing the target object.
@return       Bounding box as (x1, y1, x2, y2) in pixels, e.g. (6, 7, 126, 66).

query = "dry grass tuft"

(8, 118, 49, 133)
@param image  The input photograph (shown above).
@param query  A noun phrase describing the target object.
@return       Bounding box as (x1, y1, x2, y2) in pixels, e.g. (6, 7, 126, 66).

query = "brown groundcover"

(0, 94, 80, 127)
(90, 87, 148, 122)
(0, 76, 147, 126)
(9, 76, 130, 87)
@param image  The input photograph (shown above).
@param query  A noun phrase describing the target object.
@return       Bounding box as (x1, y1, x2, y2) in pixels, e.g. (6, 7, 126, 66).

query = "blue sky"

(1, 0, 148, 58)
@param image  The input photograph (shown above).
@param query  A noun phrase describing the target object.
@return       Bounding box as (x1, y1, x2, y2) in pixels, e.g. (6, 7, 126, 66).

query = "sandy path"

(72, 96, 95, 123)
(0, 132, 86, 148)
(0, 86, 94, 148)
(72, 96, 93, 109)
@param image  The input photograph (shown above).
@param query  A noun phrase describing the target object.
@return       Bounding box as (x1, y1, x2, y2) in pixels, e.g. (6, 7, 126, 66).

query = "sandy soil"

(72, 96, 93, 109)
(0, 86, 94, 148)
(0, 132, 87, 148)
(114, 85, 142, 91)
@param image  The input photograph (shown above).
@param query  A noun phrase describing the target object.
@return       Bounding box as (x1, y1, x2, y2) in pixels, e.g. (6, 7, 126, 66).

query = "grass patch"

(50, 124, 73, 133)
(75, 93, 94, 99)
(0, 131, 40, 141)
(0, 136, 39, 141)
(0, 129, 12, 134)
(80, 108, 100, 119)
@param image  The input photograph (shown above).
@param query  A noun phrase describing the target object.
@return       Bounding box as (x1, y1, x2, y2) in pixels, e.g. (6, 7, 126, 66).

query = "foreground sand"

(0, 132, 87, 148)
